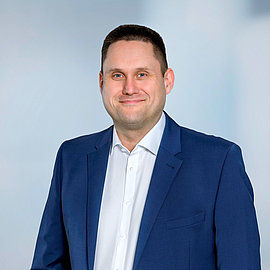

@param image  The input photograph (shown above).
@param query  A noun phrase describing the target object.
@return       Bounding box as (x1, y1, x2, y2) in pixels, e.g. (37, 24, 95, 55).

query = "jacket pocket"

(167, 212, 205, 230)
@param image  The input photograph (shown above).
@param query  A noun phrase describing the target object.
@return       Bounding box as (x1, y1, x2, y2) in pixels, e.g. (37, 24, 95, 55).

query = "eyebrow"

(104, 67, 153, 75)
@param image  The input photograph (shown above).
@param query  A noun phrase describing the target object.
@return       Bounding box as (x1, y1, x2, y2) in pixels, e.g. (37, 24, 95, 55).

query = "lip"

(119, 99, 145, 104)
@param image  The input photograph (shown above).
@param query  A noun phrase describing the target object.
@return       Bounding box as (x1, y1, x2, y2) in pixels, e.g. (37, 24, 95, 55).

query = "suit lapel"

(86, 128, 112, 270)
(133, 113, 183, 270)
(85, 113, 183, 270)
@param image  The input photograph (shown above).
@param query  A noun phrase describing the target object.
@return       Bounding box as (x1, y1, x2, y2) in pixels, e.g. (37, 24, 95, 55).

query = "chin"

(117, 115, 146, 129)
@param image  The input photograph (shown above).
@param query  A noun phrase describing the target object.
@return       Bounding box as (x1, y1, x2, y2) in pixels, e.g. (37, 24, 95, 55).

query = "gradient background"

(1, 0, 269, 269)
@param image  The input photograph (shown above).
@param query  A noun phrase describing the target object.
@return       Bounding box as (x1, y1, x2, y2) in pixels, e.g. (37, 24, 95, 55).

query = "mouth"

(119, 99, 145, 105)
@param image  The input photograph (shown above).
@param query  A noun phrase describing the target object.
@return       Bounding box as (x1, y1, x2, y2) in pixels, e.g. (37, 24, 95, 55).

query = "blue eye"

(138, 73, 146, 78)
(112, 73, 124, 79)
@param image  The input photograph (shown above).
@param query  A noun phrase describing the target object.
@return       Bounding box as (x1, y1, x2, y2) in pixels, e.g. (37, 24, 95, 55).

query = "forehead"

(104, 40, 158, 69)
(108, 40, 155, 54)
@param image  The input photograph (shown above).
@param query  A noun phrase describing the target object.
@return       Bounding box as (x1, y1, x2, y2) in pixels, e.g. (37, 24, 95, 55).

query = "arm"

(31, 144, 71, 270)
(214, 144, 261, 269)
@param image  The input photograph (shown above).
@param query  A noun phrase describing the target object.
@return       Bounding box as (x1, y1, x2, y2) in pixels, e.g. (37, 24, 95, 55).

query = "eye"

(137, 72, 147, 78)
(112, 73, 124, 80)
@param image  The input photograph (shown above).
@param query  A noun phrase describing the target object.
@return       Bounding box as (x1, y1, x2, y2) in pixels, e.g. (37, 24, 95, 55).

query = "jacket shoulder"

(180, 125, 240, 157)
(59, 126, 113, 155)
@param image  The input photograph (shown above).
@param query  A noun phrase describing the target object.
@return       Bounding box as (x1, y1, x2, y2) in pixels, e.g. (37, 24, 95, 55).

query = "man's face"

(100, 40, 174, 132)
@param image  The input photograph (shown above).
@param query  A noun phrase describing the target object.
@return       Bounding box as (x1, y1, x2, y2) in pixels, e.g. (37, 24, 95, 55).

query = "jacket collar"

(94, 111, 182, 155)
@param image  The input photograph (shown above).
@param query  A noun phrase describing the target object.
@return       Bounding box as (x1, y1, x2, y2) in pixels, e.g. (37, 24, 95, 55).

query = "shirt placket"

(113, 149, 139, 270)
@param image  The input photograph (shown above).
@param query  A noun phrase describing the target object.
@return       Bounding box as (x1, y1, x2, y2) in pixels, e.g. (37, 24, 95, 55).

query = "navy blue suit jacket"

(31, 113, 261, 269)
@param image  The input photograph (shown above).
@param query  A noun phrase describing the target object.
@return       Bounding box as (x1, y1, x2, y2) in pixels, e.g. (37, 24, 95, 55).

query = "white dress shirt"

(93, 112, 166, 270)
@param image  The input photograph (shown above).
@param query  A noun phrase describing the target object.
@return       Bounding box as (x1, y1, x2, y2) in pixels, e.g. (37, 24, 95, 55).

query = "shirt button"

(120, 234, 126, 239)
(125, 200, 131, 206)
(129, 166, 133, 171)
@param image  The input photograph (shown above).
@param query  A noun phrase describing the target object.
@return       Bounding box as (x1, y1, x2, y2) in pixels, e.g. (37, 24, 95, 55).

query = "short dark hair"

(101, 24, 168, 75)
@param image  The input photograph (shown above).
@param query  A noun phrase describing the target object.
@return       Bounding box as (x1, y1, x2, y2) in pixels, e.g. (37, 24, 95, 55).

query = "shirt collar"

(111, 112, 166, 155)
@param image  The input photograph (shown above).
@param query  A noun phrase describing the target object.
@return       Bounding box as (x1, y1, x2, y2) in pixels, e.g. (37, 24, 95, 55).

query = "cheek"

(102, 86, 122, 108)
(138, 81, 156, 96)
(104, 81, 123, 96)
(149, 82, 167, 98)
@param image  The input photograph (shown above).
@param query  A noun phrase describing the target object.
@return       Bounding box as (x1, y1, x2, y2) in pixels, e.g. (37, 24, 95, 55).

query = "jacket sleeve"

(214, 144, 261, 269)
(31, 144, 71, 270)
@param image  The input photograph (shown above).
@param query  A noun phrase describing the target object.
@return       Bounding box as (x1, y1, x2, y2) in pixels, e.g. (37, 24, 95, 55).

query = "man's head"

(101, 24, 168, 76)
(99, 24, 174, 137)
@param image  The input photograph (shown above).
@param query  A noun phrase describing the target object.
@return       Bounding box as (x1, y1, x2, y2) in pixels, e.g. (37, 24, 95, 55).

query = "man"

(31, 24, 261, 270)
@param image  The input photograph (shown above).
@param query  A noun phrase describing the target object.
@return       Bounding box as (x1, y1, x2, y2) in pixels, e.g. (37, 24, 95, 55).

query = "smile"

(119, 99, 145, 104)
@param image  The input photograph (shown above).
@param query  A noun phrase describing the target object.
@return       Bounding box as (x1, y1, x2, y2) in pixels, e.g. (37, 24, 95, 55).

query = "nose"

(123, 76, 139, 95)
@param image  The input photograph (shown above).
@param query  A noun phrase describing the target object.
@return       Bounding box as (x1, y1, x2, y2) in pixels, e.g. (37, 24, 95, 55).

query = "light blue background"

(0, 0, 269, 269)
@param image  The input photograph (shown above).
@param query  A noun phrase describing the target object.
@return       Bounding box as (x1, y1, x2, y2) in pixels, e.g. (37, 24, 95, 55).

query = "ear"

(164, 68, 175, 94)
(99, 71, 103, 92)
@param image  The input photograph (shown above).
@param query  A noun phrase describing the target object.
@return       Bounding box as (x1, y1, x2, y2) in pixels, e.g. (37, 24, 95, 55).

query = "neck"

(115, 129, 147, 152)
(114, 114, 162, 152)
